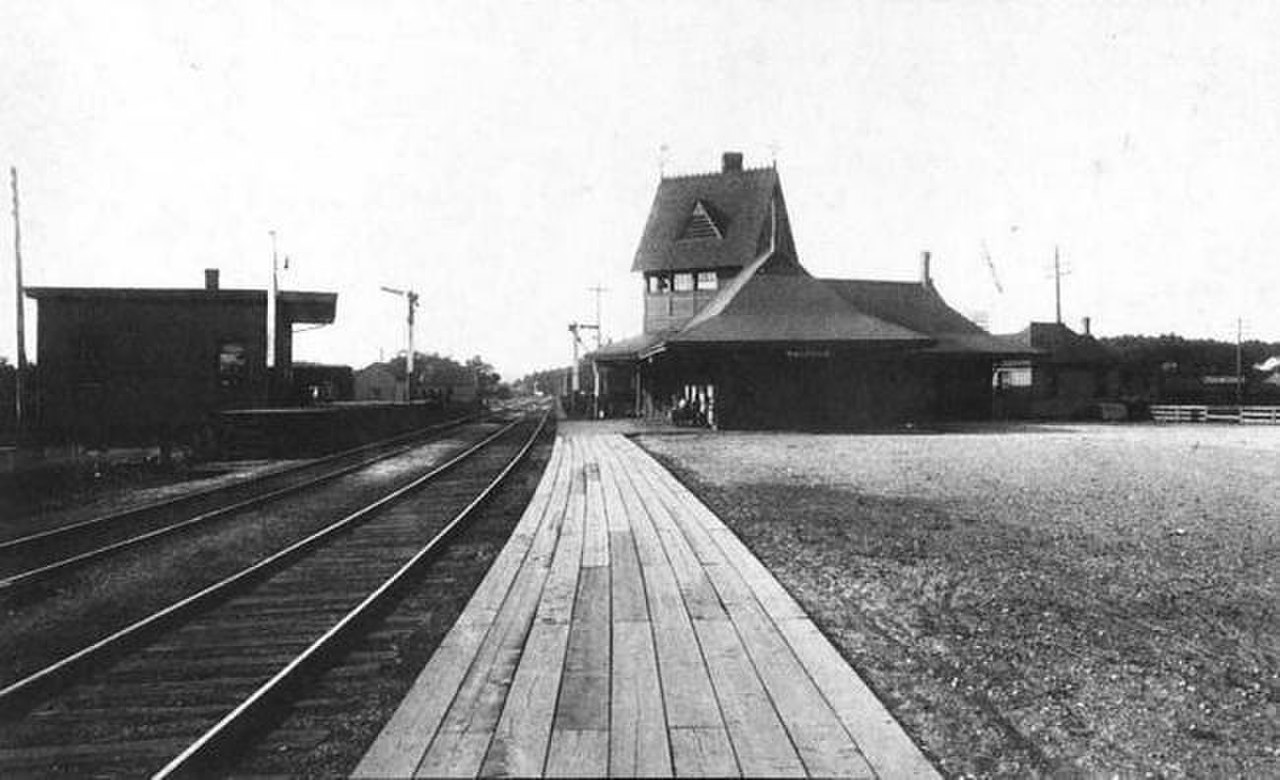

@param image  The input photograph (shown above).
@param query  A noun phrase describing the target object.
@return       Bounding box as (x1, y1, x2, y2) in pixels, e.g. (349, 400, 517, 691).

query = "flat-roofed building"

(26, 269, 336, 446)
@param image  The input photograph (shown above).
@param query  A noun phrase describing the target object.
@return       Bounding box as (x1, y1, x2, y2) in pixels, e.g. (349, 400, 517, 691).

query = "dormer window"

(679, 200, 724, 241)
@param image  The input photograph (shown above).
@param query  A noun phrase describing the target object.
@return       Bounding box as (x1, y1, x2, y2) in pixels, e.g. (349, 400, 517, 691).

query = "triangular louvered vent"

(680, 200, 723, 240)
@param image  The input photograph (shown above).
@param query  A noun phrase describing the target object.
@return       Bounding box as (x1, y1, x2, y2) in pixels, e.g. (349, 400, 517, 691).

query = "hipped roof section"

(823, 279, 1032, 356)
(632, 166, 780, 273)
(1003, 322, 1118, 364)
(669, 252, 927, 345)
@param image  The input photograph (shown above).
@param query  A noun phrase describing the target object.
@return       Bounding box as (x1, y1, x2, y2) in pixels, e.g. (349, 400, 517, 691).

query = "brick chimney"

(722, 151, 744, 173)
(204, 268, 219, 291)
(920, 251, 932, 288)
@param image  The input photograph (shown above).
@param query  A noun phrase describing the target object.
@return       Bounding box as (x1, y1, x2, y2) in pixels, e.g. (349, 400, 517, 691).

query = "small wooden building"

(994, 320, 1120, 418)
(592, 152, 1028, 429)
(26, 269, 337, 446)
(354, 363, 402, 402)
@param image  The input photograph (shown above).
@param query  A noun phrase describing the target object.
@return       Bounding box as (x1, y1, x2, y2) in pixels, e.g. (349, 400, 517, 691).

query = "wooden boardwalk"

(355, 431, 937, 778)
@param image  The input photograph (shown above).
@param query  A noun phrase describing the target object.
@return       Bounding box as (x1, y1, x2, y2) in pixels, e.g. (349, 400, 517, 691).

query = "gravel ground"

(637, 423, 1279, 778)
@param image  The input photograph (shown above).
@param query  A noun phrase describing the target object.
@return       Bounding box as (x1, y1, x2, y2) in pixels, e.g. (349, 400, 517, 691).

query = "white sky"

(2, 1, 1279, 380)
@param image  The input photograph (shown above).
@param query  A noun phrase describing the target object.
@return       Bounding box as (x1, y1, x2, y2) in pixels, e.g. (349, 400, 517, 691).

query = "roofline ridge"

(660, 165, 776, 181)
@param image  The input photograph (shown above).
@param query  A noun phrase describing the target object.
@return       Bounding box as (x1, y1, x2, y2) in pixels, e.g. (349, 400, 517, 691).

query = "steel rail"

(0, 414, 487, 592)
(0, 414, 529, 712)
(0, 411, 479, 554)
(152, 408, 549, 778)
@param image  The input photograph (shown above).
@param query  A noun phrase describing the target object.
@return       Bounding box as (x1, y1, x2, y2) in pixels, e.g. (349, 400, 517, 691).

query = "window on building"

(696, 271, 718, 291)
(217, 342, 247, 389)
(647, 274, 671, 293)
(673, 272, 694, 292)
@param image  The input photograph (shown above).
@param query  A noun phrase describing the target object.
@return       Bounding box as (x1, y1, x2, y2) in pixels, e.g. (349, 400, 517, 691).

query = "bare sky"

(3, 1, 1278, 379)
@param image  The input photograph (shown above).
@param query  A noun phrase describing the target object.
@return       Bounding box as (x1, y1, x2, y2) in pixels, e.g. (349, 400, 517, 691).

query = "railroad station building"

(26, 269, 337, 446)
(590, 152, 1028, 429)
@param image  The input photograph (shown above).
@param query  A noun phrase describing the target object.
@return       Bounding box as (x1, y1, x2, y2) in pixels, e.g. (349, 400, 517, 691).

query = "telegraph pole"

(1236, 317, 1244, 409)
(1054, 245, 1062, 324)
(11, 167, 27, 441)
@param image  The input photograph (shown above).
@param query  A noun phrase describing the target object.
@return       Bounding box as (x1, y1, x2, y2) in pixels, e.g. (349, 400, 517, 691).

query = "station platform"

(355, 429, 937, 778)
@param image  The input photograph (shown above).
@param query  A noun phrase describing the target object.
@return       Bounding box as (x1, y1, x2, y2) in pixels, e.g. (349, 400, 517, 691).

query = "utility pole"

(1054, 245, 1062, 324)
(1236, 317, 1244, 409)
(267, 231, 278, 369)
(381, 286, 419, 402)
(1045, 245, 1072, 325)
(10, 167, 27, 442)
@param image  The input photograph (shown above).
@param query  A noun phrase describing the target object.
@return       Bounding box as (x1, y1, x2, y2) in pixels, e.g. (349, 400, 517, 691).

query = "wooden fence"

(1150, 405, 1280, 424)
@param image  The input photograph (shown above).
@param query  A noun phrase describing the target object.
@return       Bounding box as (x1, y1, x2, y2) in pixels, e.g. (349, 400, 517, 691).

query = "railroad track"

(0, 412, 482, 593)
(0, 406, 549, 776)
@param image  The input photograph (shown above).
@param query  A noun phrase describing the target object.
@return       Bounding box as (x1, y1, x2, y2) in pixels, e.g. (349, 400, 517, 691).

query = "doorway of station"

(674, 383, 716, 428)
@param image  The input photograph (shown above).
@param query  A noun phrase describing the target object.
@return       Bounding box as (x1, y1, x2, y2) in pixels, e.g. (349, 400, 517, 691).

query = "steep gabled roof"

(632, 167, 788, 273)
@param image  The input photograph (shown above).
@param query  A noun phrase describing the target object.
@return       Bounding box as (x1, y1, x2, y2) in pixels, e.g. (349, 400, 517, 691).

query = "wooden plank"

(692, 617, 806, 777)
(668, 727, 739, 777)
(592, 435, 632, 534)
(596, 437, 724, 731)
(778, 617, 941, 780)
(524, 441, 574, 566)
(427, 551, 548, 763)
(414, 731, 493, 778)
(538, 448, 585, 625)
(613, 452, 722, 622)
(610, 531, 649, 623)
(480, 621, 572, 778)
(545, 729, 609, 778)
(555, 565, 611, 731)
(709, 564, 871, 777)
(598, 438, 666, 567)
(639, 552, 723, 729)
(580, 439, 610, 568)
(628, 452, 728, 567)
(609, 620, 671, 777)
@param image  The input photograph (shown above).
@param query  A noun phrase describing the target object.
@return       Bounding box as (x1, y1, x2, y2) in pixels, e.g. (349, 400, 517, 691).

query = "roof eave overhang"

(662, 338, 934, 351)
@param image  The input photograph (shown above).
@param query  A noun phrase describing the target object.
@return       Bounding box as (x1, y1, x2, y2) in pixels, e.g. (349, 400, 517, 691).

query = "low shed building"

(27, 269, 336, 446)
(994, 320, 1120, 418)
(592, 152, 1027, 429)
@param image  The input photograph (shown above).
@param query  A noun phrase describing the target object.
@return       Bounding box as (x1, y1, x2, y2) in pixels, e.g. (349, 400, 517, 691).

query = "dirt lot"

(638, 423, 1279, 777)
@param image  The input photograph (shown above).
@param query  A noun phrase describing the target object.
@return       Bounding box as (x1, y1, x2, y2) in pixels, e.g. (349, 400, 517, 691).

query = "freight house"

(591, 152, 1028, 429)
(27, 269, 337, 447)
